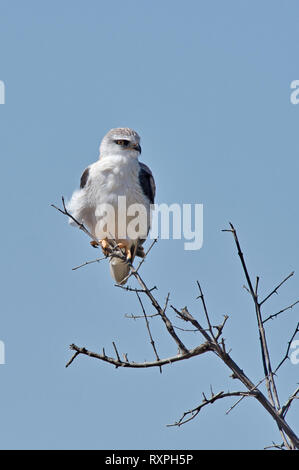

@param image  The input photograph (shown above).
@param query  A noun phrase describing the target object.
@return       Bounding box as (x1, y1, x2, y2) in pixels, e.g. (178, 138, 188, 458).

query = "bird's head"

(99, 127, 142, 159)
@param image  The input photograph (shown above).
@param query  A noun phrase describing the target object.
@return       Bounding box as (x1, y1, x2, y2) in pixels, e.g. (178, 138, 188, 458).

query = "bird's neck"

(99, 153, 139, 170)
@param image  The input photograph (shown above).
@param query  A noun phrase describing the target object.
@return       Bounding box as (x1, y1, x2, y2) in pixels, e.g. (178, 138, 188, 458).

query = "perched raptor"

(67, 128, 156, 284)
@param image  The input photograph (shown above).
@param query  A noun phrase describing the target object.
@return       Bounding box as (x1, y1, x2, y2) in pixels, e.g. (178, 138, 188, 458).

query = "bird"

(67, 127, 156, 284)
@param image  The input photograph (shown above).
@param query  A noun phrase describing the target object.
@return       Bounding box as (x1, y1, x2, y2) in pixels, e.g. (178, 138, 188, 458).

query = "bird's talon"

(117, 242, 131, 261)
(100, 238, 111, 256)
(90, 240, 99, 248)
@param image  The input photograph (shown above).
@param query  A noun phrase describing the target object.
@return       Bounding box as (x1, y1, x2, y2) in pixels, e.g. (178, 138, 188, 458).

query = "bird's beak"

(131, 143, 142, 153)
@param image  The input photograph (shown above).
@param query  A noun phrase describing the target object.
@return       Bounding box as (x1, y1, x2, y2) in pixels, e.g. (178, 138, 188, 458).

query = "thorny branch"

(263, 300, 299, 324)
(135, 291, 162, 373)
(280, 386, 299, 418)
(167, 390, 254, 427)
(66, 342, 212, 369)
(275, 322, 299, 373)
(52, 199, 299, 450)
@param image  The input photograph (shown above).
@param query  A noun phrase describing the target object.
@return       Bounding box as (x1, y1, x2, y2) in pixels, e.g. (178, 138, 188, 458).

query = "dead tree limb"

(52, 199, 299, 449)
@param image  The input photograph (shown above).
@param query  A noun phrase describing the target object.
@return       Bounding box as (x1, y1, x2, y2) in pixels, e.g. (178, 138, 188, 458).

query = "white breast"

(87, 155, 150, 241)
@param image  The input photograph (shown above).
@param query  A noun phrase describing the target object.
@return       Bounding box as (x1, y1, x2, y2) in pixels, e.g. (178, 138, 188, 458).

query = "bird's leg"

(117, 241, 132, 261)
(90, 238, 111, 256)
(100, 238, 111, 256)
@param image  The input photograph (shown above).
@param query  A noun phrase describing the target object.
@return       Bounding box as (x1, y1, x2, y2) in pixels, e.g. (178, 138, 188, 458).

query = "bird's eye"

(115, 140, 129, 146)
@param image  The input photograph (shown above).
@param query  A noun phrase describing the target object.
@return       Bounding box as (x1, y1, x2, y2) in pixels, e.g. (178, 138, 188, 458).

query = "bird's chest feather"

(88, 156, 151, 241)
(91, 156, 144, 208)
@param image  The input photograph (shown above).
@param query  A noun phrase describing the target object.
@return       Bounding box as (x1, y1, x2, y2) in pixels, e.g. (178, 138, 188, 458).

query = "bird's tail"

(109, 257, 131, 285)
(109, 244, 137, 285)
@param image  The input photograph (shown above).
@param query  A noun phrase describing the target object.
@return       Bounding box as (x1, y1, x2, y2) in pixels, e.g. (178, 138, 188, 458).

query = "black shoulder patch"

(138, 167, 155, 204)
(80, 167, 90, 189)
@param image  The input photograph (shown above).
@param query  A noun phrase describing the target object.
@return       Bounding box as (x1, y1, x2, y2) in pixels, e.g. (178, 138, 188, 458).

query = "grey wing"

(136, 163, 156, 256)
(67, 165, 94, 230)
(80, 167, 90, 189)
(138, 162, 156, 204)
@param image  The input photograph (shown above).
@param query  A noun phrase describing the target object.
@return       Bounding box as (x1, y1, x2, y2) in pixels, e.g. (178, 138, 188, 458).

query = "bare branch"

(168, 390, 253, 427)
(255, 276, 260, 297)
(215, 349, 299, 448)
(72, 256, 107, 271)
(173, 325, 202, 333)
(128, 268, 190, 354)
(51, 197, 98, 243)
(225, 376, 267, 415)
(223, 224, 297, 448)
(263, 300, 299, 324)
(224, 223, 280, 410)
(196, 281, 216, 341)
(135, 238, 158, 273)
(275, 322, 299, 373)
(214, 315, 229, 340)
(264, 442, 285, 450)
(125, 312, 160, 320)
(54, 201, 299, 449)
(170, 305, 213, 343)
(280, 386, 299, 418)
(222, 223, 257, 299)
(115, 284, 157, 294)
(66, 342, 212, 369)
(65, 350, 80, 368)
(112, 341, 121, 364)
(136, 291, 162, 373)
(259, 272, 295, 307)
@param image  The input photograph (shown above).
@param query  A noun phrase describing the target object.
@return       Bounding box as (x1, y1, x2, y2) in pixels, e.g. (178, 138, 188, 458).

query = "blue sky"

(0, 0, 298, 449)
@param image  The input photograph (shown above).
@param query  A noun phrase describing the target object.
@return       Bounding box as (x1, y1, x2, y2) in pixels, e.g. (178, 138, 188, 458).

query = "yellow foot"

(100, 238, 111, 256)
(117, 242, 132, 260)
(90, 238, 111, 256)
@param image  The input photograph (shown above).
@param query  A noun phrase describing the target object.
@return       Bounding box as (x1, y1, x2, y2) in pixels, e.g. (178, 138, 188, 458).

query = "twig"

(112, 341, 121, 364)
(66, 342, 212, 369)
(51, 197, 98, 243)
(280, 386, 299, 418)
(255, 276, 260, 297)
(170, 305, 213, 343)
(136, 291, 162, 373)
(135, 238, 158, 273)
(115, 285, 157, 294)
(65, 350, 80, 368)
(72, 257, 107, 271)
(225, 376, 266, 415)
(168, 390, 253, 427)
(214, 315, 229, 341)
(125, 313, 160, 320)
(259, 272, 295, 307)
(173, 325, 201, 333)
(128, 267, 190, 354)
(275, 322, 299, 373)
(224, 223, 280, 411)
(264, 442, 285, 450)
(196, 281, 216, 341)
(263, 300, 299, 324)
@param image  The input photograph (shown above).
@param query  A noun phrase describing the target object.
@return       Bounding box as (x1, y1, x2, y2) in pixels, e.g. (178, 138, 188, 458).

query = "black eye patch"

(114, 139, 130, 146)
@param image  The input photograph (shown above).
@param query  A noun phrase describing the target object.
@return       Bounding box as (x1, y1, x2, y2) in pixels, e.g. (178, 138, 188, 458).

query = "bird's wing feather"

(80, 167, 90, 189)
(138, 162, 156, 204)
